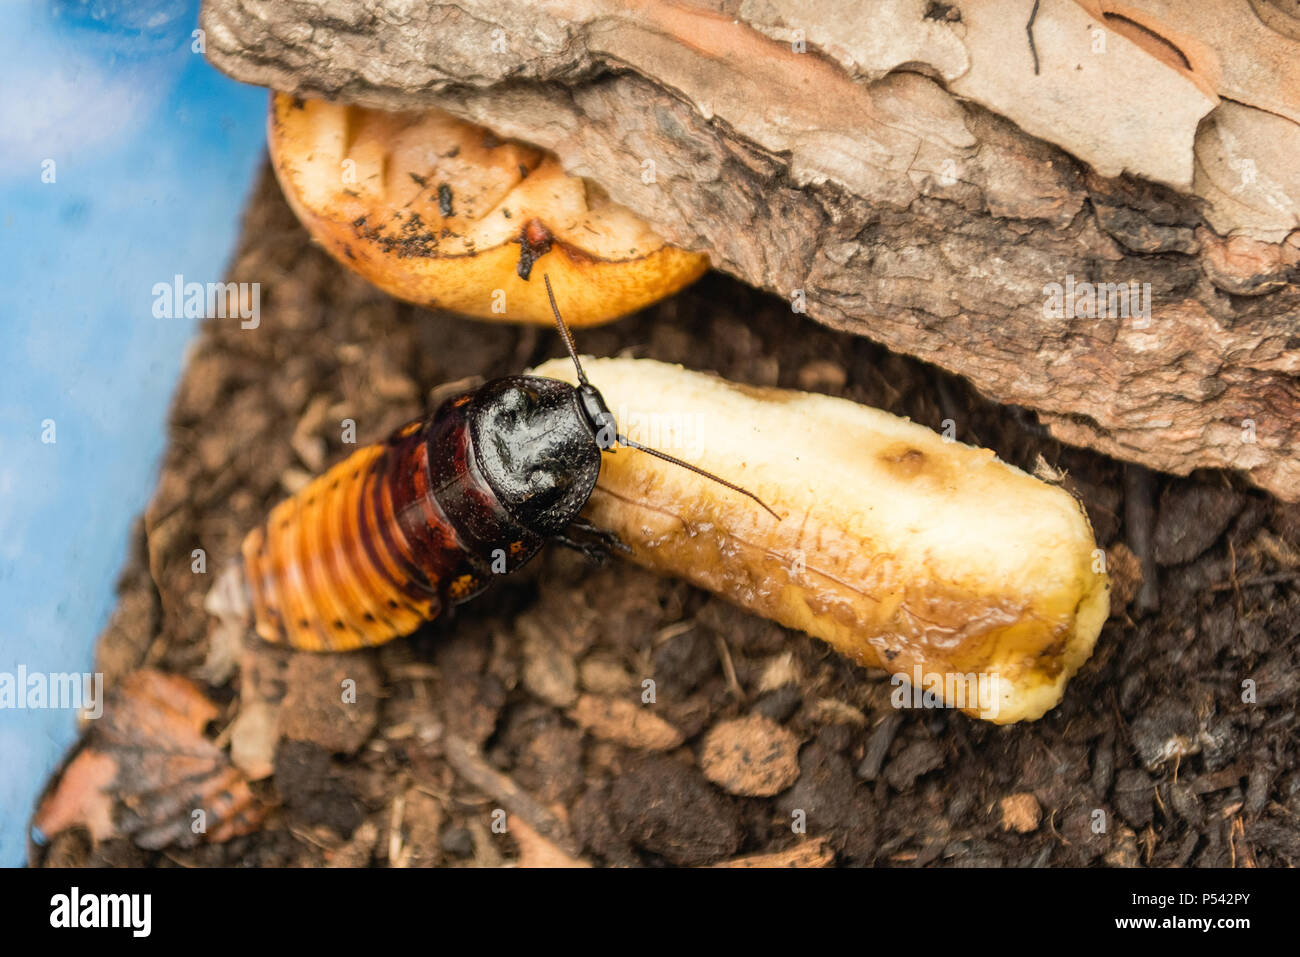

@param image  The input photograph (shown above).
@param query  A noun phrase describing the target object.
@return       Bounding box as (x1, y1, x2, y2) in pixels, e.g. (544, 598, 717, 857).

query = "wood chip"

(999, 793, 1043, 833)
(522, 630, 579, 708)
(567, 694, 685, 751)
(700, 714, 801, 797)
(279, 654, 381, 754)
(712, 837, 835, 868)
(229, 699, 279, 781)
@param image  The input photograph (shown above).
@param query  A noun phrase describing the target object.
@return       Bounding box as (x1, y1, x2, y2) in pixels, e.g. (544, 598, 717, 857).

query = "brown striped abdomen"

(239, 396, 544, 651)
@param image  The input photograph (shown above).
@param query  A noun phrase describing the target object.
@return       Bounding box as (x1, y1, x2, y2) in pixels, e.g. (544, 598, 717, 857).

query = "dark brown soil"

(35, 165, 1300, 868)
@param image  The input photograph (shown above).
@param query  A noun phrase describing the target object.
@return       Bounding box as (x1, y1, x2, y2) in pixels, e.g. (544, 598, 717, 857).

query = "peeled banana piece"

(533, 357, 1110, 724)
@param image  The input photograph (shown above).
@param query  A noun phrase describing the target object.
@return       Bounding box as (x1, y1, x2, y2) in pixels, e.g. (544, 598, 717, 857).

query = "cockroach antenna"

(542, 274, 780, 521)
(544, 273, 590, 387)
(615, 432, 780, 520)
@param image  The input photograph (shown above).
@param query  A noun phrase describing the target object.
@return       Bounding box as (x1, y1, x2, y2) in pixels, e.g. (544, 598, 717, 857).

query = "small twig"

(289, 825, 335, 851)
(1210, 572, 1299, 591)
(1026, 0, 1042, 75)
(1227, 539, 1245, 617)
(652, 619, 696, 647)
(1123, 464, 1160, 617)
(715, 634, 745, 704)
(388, 790, 407, 868)
(441, 733, 580, 858)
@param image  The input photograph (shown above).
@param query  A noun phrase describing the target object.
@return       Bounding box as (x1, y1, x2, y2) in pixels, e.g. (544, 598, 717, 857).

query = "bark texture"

(200, 0, 1300, 500)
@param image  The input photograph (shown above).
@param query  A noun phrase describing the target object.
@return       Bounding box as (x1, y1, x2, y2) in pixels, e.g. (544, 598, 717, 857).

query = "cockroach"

(222, 276, 774, 652)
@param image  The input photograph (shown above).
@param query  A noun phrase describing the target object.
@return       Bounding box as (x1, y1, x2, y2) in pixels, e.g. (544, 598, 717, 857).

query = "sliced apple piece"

(268, 92, 708, 325)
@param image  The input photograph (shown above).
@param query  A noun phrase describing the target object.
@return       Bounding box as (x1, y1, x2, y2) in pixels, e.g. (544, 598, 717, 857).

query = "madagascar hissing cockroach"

(211, 276, 774, 652)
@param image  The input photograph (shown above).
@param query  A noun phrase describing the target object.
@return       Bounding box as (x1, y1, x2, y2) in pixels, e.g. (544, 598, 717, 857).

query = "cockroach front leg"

(568, 519, 632, 554)
(554, 520, 631, 565)
(552, 534, 611, 566)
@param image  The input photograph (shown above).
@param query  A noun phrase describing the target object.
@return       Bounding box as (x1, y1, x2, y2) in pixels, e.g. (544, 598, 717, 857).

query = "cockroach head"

(576, 382, 618, 450)
(468, 375, 603, 535)
(540, 272, 779, 521)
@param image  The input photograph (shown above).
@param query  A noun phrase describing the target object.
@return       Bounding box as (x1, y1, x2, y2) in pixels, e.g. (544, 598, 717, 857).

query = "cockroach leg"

(552, 533, 611, 566)
(568, 518, 633, 554)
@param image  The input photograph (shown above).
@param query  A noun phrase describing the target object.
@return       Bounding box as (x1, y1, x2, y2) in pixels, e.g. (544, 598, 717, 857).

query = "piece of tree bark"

(200, 0, 1300, 500)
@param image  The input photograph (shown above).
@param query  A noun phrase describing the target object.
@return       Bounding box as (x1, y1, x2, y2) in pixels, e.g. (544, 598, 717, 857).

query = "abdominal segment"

(240, 423, 468, 651)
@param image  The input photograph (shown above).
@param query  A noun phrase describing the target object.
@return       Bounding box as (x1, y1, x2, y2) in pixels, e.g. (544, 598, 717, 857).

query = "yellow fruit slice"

(268, 93, 708, 325)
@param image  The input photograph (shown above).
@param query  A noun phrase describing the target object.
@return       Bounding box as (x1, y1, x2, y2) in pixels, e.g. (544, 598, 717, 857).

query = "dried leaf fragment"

(32, 670, 265, 851)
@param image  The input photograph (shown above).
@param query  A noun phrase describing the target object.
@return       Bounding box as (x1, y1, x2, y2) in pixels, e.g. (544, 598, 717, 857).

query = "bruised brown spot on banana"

(268, 92, 708, 326)
(533, 357, 1110, 724)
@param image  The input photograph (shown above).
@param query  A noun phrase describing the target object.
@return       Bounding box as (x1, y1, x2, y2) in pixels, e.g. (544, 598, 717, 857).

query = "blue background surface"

(0, 0, 266, 865)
